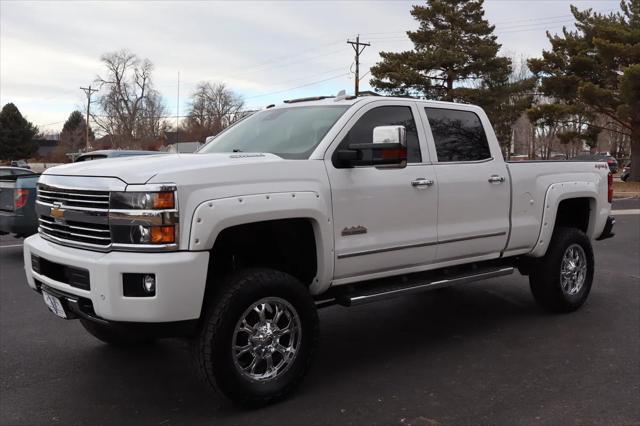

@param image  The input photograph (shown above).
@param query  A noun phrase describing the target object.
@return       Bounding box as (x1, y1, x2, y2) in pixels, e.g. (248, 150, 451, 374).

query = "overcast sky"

(0, 0, 620, 134)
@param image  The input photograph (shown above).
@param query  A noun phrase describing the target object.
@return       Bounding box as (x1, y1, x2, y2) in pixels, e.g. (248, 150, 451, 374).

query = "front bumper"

(596, 215, 615, 241)
(24, 234, 210, 322)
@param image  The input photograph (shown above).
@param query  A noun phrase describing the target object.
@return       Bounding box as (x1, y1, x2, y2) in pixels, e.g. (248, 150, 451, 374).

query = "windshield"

(198, 105, 348, 159)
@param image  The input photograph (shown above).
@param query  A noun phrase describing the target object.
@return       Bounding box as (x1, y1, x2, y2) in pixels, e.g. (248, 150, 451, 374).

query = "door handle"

(488, 175, 505, 184)
(411, 178, 434, 188)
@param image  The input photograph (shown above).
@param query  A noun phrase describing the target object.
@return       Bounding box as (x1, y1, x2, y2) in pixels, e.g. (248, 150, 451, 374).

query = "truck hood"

(44, 153, 283, 184)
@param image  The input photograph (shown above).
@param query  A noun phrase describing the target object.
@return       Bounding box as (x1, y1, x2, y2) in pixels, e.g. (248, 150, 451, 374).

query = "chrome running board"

(335, 267, 514, 307)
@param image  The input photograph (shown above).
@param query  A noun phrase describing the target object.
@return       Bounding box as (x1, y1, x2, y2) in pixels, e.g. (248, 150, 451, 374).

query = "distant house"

(32, 139, 58, 158)
(162, 131, 202, 153)
(164, 141, 202, 153)
(163, 131, 192, 144)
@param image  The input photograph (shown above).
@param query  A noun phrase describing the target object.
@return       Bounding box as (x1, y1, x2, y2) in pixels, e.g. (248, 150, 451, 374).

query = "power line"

(238, 39, 345, 74)
(38, 120, 66, 128)
(358, 19, 580, 44)
(364, 19, 578, 41)
(496, 22, 577, 34)
(237, 48, 347, 76)
(268, 66, 350, 87)
(244, 73, 349, 100)
(356, 9, 616, 38)
(34, 9, 621, 130)
(79, 72, 350, 115)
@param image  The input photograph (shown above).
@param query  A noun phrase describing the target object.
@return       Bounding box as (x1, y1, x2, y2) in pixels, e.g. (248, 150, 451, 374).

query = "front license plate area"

(42, 291, 67, 319)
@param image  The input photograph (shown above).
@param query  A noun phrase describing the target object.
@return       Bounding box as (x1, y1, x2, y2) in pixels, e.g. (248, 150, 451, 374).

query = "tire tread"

(193, 268, 318, 405)
(529, 227, 594, 313)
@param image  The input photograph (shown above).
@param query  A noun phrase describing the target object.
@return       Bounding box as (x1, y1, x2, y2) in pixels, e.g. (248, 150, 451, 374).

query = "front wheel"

(529, 227, 594, 312)
(192, 268, 319, 405)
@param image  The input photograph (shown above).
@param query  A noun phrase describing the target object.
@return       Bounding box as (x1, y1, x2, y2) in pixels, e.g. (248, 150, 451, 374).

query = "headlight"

(111, 224, 176, 245)
(110, 191, 175, 210)
(108, 185, 179, 249)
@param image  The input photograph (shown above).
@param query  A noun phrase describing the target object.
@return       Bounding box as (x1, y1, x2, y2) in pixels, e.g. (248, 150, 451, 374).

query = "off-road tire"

(80, 319, 155, 346)
(529, 227, 594, 313)
(193, 268, 319, 406)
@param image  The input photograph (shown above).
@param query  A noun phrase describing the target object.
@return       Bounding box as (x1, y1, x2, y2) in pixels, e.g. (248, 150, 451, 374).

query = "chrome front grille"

(37, 183, 112, 248)
(35, 176, 178, 252)
(37, 186, 110, 209)
(39, 215, 111, 246)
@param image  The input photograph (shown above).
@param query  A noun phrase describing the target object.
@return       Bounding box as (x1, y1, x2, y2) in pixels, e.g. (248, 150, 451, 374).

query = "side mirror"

(373, 125, 407, 147)
(336, 125, 408, 168)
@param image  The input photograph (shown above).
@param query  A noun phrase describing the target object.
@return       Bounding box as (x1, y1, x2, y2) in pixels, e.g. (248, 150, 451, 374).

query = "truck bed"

(505, 161, 609, 256)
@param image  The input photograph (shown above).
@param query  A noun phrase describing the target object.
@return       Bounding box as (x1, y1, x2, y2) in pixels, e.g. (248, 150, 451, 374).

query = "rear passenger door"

(420, 106, 510, 262)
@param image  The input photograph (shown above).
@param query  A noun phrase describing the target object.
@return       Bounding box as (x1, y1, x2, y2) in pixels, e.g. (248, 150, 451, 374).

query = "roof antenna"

(334, 89, 347, 102)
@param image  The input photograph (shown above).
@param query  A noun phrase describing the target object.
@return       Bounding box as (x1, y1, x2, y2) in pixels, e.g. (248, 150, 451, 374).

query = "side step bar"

(333, 267, 514, 307)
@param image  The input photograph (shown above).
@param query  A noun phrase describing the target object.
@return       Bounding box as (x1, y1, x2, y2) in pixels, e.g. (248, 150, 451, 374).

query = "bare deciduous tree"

(184, 82, 244, 142)
(92, 50, 168, 148)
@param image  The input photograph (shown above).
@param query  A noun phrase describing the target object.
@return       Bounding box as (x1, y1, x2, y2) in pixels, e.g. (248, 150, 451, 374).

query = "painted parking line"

(611, 209, 640, 215)
(0, 244, 23, 249)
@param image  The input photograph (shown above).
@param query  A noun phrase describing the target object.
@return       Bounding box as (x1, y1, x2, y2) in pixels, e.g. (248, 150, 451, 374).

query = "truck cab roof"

(269, 94, 486, 117)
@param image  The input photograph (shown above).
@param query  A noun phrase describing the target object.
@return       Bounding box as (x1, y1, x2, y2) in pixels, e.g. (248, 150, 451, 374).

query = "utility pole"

(80, 85, 98, 151)
(176, 71, 180, 153)
(347, 35, 370, 96)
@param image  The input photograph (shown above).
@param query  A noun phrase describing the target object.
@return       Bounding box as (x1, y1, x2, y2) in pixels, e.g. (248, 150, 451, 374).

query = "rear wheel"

(80, 319, 155, 346)
(193, 268, 319, 405)
(529, 227, 594, 312)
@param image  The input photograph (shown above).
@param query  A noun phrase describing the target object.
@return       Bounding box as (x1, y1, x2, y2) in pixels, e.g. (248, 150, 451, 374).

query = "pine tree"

(0, 103, 38, 161)
(59, 110, 94, 154)
(528, 0, 640, 180)
(369, 0, 533, 152)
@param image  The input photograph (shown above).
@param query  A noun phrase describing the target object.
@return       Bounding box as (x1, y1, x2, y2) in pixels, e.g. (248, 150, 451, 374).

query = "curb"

(613, 193, 640, 199)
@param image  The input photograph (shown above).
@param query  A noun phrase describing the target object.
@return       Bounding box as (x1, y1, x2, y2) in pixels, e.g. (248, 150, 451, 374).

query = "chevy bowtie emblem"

(51, 203, 65, 219)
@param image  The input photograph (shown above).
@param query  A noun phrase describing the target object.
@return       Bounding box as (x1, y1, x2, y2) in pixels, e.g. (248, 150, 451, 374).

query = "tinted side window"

(339, 106, 421, 163)
(425, 108, 491, 162)
(12, 169, 33, 176)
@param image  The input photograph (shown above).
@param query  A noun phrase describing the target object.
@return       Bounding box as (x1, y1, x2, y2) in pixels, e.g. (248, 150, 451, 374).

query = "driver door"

(325, 101, 438, 282)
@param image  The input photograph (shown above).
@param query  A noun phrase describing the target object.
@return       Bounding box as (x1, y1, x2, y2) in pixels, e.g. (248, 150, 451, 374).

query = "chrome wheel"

(232, 297, 301, 382)
(560, 244, 587, 296)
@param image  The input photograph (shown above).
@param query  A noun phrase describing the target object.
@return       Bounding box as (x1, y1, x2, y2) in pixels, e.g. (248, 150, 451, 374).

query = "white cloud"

(0, 0, 620, 132)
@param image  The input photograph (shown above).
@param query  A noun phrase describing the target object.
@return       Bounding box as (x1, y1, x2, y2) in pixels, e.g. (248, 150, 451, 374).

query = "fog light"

(123, 273, 156, 297)
(143, 274, 156, 294)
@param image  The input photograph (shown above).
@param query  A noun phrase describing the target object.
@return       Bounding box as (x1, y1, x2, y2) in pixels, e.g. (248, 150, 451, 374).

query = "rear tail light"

(15, 189, 29, 209)
(608, 173, 613, 203)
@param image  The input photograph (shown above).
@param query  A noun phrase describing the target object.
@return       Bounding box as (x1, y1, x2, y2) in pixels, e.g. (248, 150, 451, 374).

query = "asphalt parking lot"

(1, 201, 638, 425)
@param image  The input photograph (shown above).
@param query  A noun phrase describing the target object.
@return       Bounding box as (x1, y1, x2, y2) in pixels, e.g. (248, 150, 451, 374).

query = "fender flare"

(187, 191, 333, 294)
(529, 181, 604, 258)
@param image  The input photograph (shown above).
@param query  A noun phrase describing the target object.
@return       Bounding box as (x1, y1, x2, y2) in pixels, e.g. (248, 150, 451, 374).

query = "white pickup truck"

(23, 95, 615, 404)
